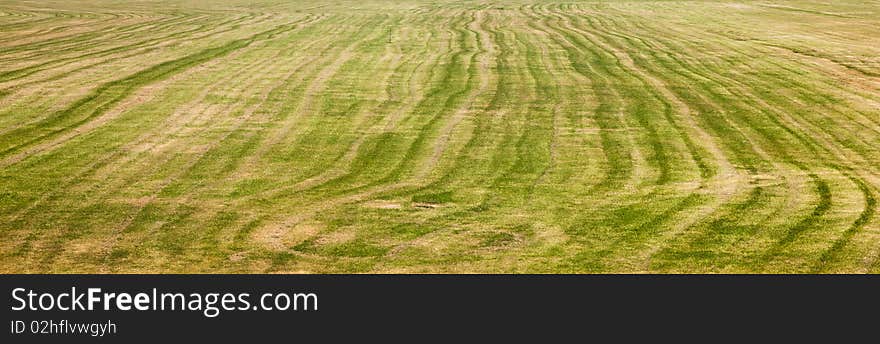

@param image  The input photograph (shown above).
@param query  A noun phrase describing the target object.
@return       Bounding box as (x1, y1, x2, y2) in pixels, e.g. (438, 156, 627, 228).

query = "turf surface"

(1, 0, 879, 272)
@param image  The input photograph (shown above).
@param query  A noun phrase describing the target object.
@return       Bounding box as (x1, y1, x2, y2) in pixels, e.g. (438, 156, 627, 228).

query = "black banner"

(1, 275, 877, 342)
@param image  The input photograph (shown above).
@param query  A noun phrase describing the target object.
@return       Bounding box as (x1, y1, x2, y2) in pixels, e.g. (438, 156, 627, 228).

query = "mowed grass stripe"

(0, 21, 303, 164)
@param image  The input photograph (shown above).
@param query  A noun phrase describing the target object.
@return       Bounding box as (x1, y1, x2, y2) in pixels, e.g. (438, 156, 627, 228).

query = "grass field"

(1, 0, 879, 273)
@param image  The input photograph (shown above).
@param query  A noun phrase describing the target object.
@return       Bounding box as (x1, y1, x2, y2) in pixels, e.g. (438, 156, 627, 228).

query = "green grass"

(0, 0, 879, 273)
